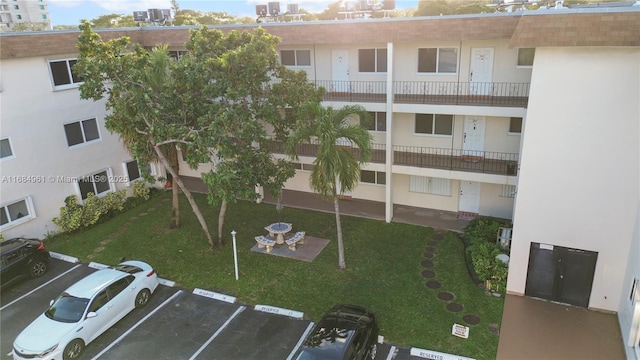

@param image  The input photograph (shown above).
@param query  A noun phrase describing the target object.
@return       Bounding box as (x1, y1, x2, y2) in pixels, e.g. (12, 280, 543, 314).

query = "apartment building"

(0, 31, 159, 239)
(0, 6, 638, 358)
(0, 0, 49, 30)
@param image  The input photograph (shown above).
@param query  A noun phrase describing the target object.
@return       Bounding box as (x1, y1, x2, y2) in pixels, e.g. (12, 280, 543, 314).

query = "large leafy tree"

(286, 103, 372, 269)
(75, 21, 216, 247)
(90, 14, 138, 28)
(180, 27, 323, 245)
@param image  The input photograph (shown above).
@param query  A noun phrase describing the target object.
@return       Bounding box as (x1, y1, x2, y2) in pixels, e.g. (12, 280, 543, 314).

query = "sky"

(47, 0, 420, 26)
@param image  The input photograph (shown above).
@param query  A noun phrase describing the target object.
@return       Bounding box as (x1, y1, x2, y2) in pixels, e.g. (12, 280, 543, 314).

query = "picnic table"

(265, 222, 292, 244)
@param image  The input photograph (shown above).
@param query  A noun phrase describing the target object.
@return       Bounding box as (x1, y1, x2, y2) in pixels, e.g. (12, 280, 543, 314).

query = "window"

(1, 138, 14, 159)
(64, 118, 100, 147)
(415, 114, 453, 136)
(418, 48, 458, 74)
(16, 14, 21, 20)
(78, 170, 112, 200)
(360, 170, 385, 185)
(410, 176, 451, 196)
(280, 50, 311, 66)
(13, 5, 18, 9)
(517, 48, 535, 67)
(125, 160, 142, 182)
(1, 197, 34, 229)
(509, 117, 522, 134)
(358, 48, 387, 73)
(108, 276, 133, 298)
(49, 58, 82, 88)
(292, 162, 314, 171)
(89, 290, 109, 312)
(41, 14, 46, 20)
(125, 160, 155, 183)
(39, 5, 44, 10)
(363, 112, 386, 132)
(500, 184, 516, 198)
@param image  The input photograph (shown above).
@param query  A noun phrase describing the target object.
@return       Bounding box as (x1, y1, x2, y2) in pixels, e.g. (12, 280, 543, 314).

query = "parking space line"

(0, 264, 82, 311)
(188, 305, 246, 360)
(286, 321, 315, 360)
(91, 289, 183, 360)
(386, 345, 397, 360)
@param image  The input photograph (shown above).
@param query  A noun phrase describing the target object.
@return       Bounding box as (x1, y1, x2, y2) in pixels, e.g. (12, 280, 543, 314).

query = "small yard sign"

(452, 323, 470, 339)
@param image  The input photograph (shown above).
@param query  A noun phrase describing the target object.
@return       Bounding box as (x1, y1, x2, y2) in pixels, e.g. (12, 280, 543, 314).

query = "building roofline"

(1, 8, 638, 59)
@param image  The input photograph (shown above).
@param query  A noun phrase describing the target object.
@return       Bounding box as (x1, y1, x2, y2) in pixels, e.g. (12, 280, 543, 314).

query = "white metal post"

(231, 230, 239, 280)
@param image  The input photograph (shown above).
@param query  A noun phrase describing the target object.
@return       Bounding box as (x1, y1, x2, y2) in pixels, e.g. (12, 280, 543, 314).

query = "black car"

(0, 237, 50, 288)
(294, 304, 379, 360)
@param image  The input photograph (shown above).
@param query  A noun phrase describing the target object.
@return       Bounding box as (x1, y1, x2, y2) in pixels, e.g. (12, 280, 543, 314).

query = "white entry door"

(470, 48, 494, 95)
(462, 116, 486, 158)
(459, 181, 481, 214)
(331, 50, 350, 92)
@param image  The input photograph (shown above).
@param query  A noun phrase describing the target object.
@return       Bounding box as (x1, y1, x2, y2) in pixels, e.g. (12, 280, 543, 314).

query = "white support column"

(385, 42, 394, 223)
(512, 112, 526, 220)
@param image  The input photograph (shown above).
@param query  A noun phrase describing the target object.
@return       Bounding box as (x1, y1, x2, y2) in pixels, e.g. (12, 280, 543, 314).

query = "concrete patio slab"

(250, 236, 330, 262)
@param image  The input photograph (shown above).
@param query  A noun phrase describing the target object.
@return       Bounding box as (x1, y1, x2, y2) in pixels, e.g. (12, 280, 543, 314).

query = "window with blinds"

(409, 176, 451, 196)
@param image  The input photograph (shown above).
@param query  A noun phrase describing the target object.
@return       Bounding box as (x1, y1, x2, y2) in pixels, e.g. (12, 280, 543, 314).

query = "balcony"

(315, 80, 529, 107)
(268, 138, 518, 176)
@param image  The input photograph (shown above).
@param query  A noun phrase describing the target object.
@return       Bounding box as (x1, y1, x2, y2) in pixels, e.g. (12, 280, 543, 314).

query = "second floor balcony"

(268, 139, 519, 177)
(315, 80, 529, 108)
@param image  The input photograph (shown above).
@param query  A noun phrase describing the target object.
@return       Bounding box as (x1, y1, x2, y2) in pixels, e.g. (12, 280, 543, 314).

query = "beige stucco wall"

(508, 47, 640, 312)
(392, 175, 459, 212)
(479, 183, 515, 220)
(280, 39, 533, 85)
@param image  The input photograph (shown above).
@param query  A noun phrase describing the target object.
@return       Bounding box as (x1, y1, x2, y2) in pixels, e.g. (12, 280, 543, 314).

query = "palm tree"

(286, 103, 373, 269)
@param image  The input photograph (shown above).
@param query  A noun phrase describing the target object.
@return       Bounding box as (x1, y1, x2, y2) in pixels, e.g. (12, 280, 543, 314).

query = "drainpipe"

(385, 41, 394, 223)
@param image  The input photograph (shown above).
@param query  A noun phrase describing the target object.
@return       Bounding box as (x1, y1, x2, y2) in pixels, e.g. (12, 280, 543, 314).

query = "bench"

(285, 231, 305, 251)
(255, 235, 276, 253)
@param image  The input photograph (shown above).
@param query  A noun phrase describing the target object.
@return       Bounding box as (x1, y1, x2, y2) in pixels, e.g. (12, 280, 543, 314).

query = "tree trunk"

(169, 158, 180, 229)
(152, 144, 215, 249)
(334, 196, 346, 269)
(217, 199, 227, 246)
(170, 179, 179, 229)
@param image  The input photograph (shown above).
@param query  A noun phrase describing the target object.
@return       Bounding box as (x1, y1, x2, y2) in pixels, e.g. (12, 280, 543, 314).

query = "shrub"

(463, 217, 512, 294)
(53, 190, 127, 233)
(463, 217, 504, 246)
(133, 180, 150, 201)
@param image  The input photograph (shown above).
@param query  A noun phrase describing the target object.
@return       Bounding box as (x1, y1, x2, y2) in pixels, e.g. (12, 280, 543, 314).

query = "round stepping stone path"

(463, 314, 481, 325)
(425, 280, 441, 289)
(420, 232, 488, 334)
(421, 259, 434, 268)
(421, 270, 435, 278)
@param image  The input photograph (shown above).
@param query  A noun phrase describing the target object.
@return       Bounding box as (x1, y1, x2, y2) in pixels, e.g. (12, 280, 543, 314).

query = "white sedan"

(13, 260, 159, 360)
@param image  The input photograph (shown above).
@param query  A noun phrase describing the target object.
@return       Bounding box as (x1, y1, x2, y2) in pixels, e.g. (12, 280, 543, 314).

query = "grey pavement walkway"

(180, 176, 626, 359)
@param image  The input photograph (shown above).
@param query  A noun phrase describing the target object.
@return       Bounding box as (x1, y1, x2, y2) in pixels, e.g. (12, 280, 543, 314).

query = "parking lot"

(1, 257, 447, 360)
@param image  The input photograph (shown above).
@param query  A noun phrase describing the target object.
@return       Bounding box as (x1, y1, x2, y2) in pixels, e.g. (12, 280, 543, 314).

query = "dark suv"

(1, 237, 50, 288)
(294, 304, 379, 360)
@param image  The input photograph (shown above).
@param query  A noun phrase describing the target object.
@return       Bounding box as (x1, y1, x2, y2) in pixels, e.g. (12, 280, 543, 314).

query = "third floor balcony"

(314, 80, 529, 108)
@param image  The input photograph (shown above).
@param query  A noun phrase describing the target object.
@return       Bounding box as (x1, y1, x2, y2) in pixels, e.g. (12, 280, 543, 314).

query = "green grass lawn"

(46, 191, 504, 359)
